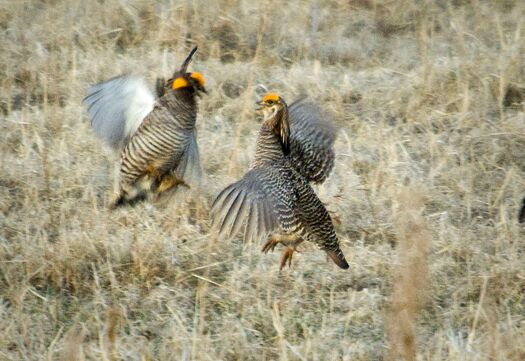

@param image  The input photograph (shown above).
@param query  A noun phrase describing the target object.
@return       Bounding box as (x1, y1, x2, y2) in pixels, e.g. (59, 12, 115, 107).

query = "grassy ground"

(1, 0, 525, 360)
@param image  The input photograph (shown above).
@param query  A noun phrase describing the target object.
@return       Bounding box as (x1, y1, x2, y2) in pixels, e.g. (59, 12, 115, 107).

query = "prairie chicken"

(84, 47, 206, 208)
(211, 93, 348, 270)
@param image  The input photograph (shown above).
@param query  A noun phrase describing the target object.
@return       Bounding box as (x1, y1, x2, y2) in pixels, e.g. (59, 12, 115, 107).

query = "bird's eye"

(267, 100, 273, 104)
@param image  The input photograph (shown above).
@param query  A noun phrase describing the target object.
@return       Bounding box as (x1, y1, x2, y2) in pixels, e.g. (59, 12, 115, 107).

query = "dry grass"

(1, 0, 525, 360)
(386, 187, 431, 361)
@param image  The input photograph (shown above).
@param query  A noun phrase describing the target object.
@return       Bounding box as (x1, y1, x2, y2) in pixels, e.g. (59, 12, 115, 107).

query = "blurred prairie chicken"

(519, 197, 525, 223)
(211, 93, 349, 270)
(83, 47, 206, 208)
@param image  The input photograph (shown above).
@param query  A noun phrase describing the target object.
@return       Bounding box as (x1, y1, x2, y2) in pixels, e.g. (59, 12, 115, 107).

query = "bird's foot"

(146, 165, 161, 180)
(262, 235, 280, 254)
(279, 247, 296, 271)
(109, 193, 125, 210)
(173, 175, 190, 189)
(156, 174, 190, 194)
(262, 234, 303, 270)
(109, 189, 146, 209)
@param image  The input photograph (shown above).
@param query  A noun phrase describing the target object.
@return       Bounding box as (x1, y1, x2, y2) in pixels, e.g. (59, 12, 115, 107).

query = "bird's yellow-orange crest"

(172, 77, 189, 90)
(263, 93, 280, 102)
(172, 73, 205, 90)
(190, 72, 205, 87)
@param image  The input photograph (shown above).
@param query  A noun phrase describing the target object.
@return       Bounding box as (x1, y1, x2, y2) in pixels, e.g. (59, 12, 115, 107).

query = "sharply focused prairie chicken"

(84, 47, 206, 208)
(211, 93, 349, 270)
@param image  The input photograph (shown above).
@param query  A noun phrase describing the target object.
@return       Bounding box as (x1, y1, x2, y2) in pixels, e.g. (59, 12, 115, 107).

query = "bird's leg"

(262, 234, 294, 253)
(280, 247, 296, 271)
(262, 234, 279, 253)
(279, 242, 303, 271)
(110, 191, 126, 209)
(156, 173, 190, 195)
(146, 165, 161, 181)
(109, 188, 146, 209)
(170, 174, 190, 189)
(146, 163, 190, 196)
(262, 234, 303, 270)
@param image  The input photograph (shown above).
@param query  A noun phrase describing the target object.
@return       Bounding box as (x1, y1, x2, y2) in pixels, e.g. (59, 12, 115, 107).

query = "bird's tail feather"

(326, 249, 349, 269)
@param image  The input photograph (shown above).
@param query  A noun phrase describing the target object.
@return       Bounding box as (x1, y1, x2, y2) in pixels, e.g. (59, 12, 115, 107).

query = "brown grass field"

(1, 0, 525, 360)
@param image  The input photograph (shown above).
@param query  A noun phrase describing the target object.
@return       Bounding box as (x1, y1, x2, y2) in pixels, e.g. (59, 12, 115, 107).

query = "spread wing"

(83, 75, 155, 150)
(288, 98, 338, 183)
(210, 167, 297, 243)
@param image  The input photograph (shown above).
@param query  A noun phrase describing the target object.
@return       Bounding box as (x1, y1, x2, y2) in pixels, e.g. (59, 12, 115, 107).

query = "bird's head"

(168, 47, 207, 96)
(256, 92, 286, 121)
(256, 92, 290, 154)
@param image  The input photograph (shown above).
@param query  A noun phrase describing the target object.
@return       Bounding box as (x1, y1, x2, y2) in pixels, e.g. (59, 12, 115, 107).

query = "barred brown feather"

(288, 98, 337, 184)
(118, 89, 200, 199)
(84, 47, 204, 208)
(211, 95, 348, 269)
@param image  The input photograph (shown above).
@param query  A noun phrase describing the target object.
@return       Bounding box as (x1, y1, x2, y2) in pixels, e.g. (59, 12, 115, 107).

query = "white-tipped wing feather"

(211, 167, 296, 242)
(83, 75, 155, 150)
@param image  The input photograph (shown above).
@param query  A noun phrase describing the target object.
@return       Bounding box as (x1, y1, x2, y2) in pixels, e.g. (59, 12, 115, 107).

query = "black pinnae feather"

(179, 46, 198, 74)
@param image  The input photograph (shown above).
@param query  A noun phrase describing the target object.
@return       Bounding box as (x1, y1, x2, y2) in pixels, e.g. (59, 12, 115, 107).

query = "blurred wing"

(288, 98, 338, 183)
(83, 75, 155, 150)
(210, 167, 295, 243)
(175, 129, 202, 185)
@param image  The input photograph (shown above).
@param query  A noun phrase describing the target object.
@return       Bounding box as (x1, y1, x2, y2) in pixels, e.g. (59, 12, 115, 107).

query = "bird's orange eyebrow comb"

(262, 93, 280, 102)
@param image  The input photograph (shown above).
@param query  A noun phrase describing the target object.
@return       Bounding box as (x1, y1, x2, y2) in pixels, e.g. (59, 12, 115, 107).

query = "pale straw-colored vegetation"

(1, 1, 524, 360)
